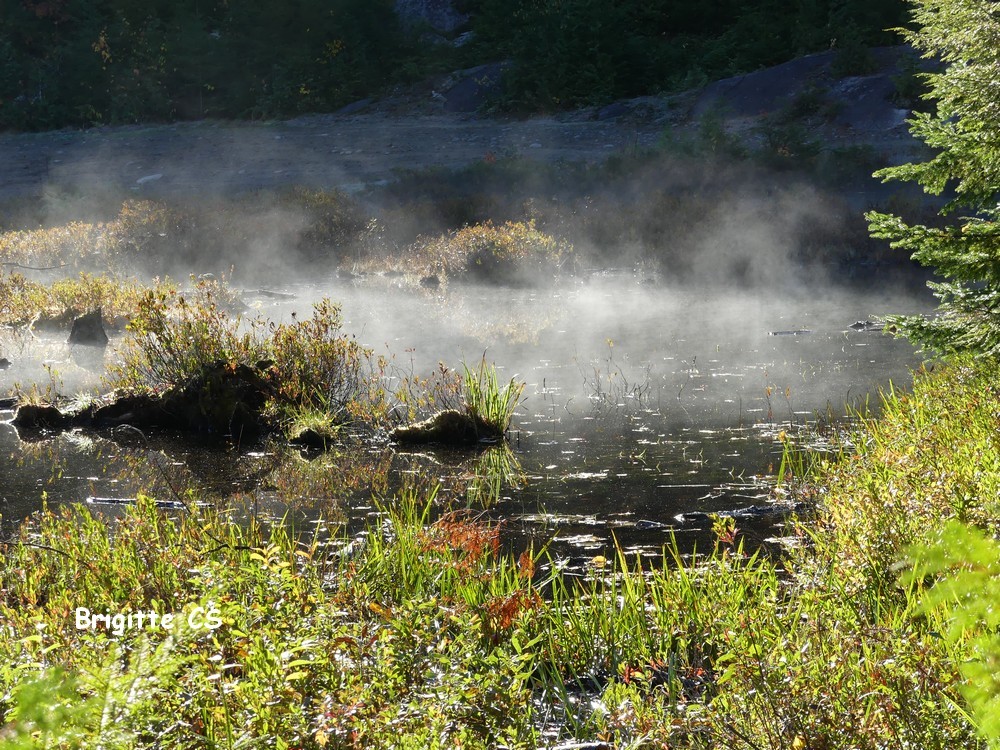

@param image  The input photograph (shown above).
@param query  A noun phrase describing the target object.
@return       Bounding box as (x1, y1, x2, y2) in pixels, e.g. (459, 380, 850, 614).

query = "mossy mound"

(390, 409, 500, 445)
(12, 361, 274, 440)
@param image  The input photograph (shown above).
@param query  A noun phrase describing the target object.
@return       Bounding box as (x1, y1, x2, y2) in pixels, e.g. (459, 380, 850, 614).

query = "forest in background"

(0, 0, 906, 130)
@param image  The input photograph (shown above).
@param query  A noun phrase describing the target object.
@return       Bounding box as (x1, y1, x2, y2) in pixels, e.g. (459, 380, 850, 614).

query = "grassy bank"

(1, 361, 996, 747)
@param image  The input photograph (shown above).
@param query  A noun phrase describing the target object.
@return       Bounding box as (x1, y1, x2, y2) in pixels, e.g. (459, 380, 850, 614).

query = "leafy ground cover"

(1, 360, 996, 748)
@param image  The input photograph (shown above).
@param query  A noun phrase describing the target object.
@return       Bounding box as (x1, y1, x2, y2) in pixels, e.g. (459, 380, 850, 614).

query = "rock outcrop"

(68, 308, 109, 347)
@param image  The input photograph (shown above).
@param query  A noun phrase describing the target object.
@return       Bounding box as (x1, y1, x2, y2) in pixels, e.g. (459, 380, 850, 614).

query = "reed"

(461, 357, 524, 436)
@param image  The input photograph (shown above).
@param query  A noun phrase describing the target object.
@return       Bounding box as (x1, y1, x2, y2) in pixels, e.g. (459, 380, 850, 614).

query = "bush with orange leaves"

(416, 511, 501, 575)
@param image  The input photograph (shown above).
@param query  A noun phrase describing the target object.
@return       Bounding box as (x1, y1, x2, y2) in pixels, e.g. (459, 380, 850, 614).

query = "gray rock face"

(394, 0, 468, 33)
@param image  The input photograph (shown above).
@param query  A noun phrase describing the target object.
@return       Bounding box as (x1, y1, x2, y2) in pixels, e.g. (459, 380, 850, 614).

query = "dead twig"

(1, 261, 68, 271)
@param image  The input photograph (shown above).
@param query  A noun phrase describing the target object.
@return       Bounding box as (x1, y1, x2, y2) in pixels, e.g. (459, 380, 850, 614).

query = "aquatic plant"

(576, 338, 654, 414)
(461, 357, 524, 436)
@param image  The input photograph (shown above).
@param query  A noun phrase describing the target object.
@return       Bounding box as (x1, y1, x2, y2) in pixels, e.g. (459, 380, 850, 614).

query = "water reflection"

(1, 280, 929, 559)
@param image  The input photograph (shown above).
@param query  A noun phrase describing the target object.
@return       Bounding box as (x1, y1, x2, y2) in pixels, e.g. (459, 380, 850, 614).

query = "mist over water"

(0, 111, 935, 556)
(0, 270, 930, 558)
(253, 274, 926, 416)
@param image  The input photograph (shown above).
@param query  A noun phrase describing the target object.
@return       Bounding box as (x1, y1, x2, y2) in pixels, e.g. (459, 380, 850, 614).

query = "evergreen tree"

(868, 0, 1000, 356)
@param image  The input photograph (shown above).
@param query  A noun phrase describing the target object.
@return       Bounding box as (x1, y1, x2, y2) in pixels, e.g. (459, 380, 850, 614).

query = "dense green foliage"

(466, 0, 905, 109)
(0, 0, 907, 129)
(907, 522, 1000, 745)
(0, 0, 412, 129)
(868, 0, 1000, 356)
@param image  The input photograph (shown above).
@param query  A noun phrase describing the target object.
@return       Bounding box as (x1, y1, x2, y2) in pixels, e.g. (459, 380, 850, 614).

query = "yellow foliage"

(414, 220, 572, 283)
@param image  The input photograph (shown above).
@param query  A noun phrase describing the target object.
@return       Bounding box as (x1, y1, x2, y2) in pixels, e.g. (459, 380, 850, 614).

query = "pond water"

(1, 275, 929, 562)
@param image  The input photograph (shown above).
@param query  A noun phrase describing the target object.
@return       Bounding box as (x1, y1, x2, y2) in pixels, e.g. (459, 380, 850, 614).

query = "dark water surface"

(1, 276, 928, 559)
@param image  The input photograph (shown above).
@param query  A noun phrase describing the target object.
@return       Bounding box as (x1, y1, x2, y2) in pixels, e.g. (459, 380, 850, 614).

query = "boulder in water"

(68, 308, 109, 347)
(390, 409, 497, 445)
(12, 403, 71, 430)
(848, 320, 884, 331)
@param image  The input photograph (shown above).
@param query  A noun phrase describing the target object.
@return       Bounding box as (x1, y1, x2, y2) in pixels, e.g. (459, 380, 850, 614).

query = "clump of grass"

(461, 357, 524, 435)
(286, 406, 339, 442)
(577, 337, 654, 413)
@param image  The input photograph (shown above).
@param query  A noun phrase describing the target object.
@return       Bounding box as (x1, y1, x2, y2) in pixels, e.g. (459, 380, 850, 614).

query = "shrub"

(106, 278, 268, 393)
(268, 298, 389, 422)
(416, 220, 572, 284)
(0, 270, 170, 327)
(105, 279, 399, 434)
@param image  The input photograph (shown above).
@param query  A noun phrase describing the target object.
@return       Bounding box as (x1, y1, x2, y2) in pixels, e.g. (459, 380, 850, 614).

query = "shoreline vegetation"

(2, 114, 996, 750)
(0, 116, 994, 750)
(0, 360, 994, 748)
(8, 0, 1000, 742)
